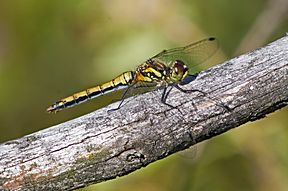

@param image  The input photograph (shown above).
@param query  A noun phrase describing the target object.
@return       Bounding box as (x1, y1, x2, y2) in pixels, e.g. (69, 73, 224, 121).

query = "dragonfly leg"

(175, 85, 231, 112)
(160, 86, 185, 117)
(175, 85, 206, 96)
(108, 84, 134, 112)
(161, 86, 176, 108)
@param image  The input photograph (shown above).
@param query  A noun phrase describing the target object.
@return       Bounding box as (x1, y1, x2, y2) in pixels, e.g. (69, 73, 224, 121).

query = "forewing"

(151, 37, 219, 75)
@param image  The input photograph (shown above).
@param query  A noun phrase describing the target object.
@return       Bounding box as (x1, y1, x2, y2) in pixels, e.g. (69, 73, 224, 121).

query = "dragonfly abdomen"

(47, 71, 135, 113)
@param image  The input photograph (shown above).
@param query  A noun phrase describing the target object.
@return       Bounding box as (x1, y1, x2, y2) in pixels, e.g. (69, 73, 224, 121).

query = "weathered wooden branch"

(1, 35, 288, 191)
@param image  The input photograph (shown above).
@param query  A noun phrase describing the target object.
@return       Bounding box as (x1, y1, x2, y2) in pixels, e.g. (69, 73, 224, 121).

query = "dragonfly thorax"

(135, 59, 188, 84)
(135, 59, 168, 83)
(169, 60, 189, 83)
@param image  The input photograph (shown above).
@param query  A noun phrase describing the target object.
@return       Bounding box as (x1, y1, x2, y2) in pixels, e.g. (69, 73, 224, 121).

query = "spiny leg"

(175, 85, 206, 95)
(108, 83, 135, 112)
(161, 86, 176, 108)
(160, 85, 185, 120)
(109, 82, 158, 112)
(175, 84, 231, 112)
(172, 85, 199, 111)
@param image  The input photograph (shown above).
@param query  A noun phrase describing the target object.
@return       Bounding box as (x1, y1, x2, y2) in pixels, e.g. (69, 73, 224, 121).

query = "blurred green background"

(0, 0, 287, 190)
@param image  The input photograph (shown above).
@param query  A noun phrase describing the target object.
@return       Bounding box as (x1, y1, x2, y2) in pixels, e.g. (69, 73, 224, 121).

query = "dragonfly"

(47, 37, 219, 113)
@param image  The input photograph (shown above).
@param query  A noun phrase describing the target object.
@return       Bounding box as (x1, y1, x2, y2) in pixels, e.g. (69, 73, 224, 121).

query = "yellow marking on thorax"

(135, 71, 152, 82)
(144, 67, 162, 78)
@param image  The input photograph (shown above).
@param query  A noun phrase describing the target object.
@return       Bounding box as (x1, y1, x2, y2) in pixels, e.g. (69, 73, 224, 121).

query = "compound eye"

(173, 60, 186, 74)
(169, 60, 188, 81)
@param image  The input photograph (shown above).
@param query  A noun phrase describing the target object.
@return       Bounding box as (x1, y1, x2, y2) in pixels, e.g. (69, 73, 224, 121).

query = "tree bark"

(0, 35, 287, 191)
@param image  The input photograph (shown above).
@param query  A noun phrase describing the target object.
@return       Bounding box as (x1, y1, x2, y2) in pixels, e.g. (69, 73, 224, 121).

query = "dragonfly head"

(170, 60, 189, 82)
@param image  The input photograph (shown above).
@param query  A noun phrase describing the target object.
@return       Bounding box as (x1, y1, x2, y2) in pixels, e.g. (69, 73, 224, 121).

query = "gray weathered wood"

(0, 35, 288, 191)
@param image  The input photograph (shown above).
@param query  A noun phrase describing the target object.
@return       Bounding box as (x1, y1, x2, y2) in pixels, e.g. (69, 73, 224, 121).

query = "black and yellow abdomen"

(47, 71, 135, 113)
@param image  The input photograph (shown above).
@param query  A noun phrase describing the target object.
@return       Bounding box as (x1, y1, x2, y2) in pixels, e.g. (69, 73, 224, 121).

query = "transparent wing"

(151, 37, 219, 75)
(114, 81, 159, 108)
(130, 81, 158, 95)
